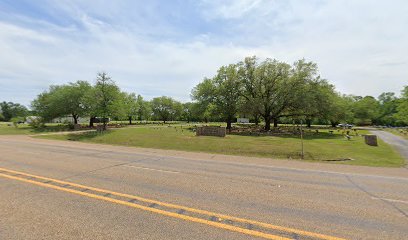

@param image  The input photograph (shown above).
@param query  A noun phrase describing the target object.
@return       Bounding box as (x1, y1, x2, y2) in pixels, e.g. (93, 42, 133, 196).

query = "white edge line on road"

(166, 155, 408, 182)
(1, 138, 406, 181)
(371, 197, 408, 204)
(125, 165, 180, 174)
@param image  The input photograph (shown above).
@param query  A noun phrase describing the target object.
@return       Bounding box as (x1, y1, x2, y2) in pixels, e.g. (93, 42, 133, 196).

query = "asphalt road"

(0, 136, 407, 240)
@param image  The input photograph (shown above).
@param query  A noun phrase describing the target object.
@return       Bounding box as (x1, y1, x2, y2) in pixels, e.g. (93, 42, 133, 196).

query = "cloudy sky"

(0, 0, 407, 107)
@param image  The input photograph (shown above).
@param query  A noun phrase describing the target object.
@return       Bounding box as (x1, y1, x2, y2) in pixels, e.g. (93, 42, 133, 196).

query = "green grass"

(37, 126, 405, 167)
(0, 122, 72, 135)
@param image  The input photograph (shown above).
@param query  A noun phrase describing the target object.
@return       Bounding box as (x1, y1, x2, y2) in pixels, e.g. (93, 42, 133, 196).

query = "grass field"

(0, 122, 72, 135)
(37, 126, 405, 167)
(0, 121, 195, 135)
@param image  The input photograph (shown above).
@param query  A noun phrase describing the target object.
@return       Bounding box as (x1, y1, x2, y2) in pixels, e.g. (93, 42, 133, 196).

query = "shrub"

(10, 117, 25, 128)
(27, 116, 45, 129)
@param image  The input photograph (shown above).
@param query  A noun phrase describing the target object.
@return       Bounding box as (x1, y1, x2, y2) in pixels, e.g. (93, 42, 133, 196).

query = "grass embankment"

(38, 126, 405, 167)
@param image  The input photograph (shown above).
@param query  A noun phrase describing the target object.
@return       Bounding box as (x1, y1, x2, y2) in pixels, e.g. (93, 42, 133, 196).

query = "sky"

(0, 0, 407, 107)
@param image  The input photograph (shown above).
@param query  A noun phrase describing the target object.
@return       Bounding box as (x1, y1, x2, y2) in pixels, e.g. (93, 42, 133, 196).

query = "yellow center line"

(0, 167, 346, 240)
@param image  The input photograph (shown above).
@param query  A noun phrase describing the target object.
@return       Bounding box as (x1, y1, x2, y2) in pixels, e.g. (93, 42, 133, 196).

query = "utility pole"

(300, 120, 304, 159)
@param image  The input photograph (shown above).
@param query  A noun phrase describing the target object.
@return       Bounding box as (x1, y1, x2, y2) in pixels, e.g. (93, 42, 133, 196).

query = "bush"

(10, 117, 25, 128)
(62, 119, 75, 130)
(27, 116, 45, 129)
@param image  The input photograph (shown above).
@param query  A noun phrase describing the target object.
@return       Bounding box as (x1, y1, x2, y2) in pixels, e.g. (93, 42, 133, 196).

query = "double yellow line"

(0, 167, 345, 240)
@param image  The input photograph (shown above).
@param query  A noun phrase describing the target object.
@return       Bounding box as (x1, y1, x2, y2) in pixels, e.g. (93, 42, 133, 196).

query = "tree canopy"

(32, 81, 92, 124)
(4, 60, 403, 129)
(0, 101, 28, 121)
(151, 96, 182, 123)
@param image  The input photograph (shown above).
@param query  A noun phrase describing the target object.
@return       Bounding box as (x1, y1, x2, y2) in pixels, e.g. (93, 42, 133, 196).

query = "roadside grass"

(37, 126, 405, 167)
(0, 122, 72, 135)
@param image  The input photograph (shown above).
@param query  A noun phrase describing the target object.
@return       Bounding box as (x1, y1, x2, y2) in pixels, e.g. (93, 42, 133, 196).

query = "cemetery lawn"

(0, 122, 33, 135)
(37, 126, 405, 167)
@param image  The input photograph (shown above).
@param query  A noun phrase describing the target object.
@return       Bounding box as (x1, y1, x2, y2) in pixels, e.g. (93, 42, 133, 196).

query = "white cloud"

(0, 13, 259, 106)
(199, 0, 264, 20)
(0, 0, 407, 107)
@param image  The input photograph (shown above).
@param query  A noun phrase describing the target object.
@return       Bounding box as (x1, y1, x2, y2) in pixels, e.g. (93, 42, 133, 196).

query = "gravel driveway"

(370, 130, 408, 165)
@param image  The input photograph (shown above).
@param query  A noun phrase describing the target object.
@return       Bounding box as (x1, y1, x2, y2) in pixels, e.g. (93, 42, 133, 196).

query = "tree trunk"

(128, 116, 132, 125)
(89, 116, 96, 127)
(254, 115, 259, 126)
(264, 117, 271, 131)
(331, 122, 336, 127)
(273, 118, 279, 128)
(72, 114, 78, 125)
(306, 119, 312, 128)
(226, 117, 232, 132)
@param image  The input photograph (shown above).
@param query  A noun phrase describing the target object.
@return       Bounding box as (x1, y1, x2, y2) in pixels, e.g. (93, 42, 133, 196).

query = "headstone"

(364, 135, 378, 146)
(196, 126, 226, 137)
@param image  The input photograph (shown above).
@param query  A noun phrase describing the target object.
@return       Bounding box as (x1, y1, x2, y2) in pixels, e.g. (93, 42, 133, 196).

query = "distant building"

(25, 116, 40, 124)
(51, 116, 90, 124)
(237, 118, 250, 123)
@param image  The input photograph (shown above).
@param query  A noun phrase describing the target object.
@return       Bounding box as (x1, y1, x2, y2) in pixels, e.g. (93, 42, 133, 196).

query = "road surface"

(0, 135, 407, 239)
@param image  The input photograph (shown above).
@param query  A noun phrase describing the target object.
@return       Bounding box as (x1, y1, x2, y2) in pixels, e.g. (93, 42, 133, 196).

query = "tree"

(326, 94, 354, 127)
(136, 95, 151, 121)
(245, 58, 293, 130)
(212, 64, 242, 130)
(294, 78, 337, 127)
(191, 78, 217, 122)
(122, 92, 139, 124)
(181, 102, 194, 122)
(238, 56, 261, 124)
(377, 92, 398, 126)
(240, 58, 295, 130)
(91, 72, 122, 130)
(352, 96, 380, 125)
(150, 96, 181, 123)
(58, 81, 92, 124)
(395, 86, 408, 125)
(192, 65, 241, 130)
(31, 86, 63, 122)
(0, 102, 29, 121)
(31, 81, 92, 124)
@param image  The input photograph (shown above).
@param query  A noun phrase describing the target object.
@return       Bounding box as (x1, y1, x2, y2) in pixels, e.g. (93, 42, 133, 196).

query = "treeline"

(192, 56, 408, 129)
(0, 101, 29, 122)
(30, 73, 189, 129)
(1, 56, 407, 129)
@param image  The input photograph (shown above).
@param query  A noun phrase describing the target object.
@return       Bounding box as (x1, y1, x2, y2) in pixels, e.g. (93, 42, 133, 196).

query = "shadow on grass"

(228, 131, 346, 140)
(65, 130, 112, 141)
(31, 125, 72, 133)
